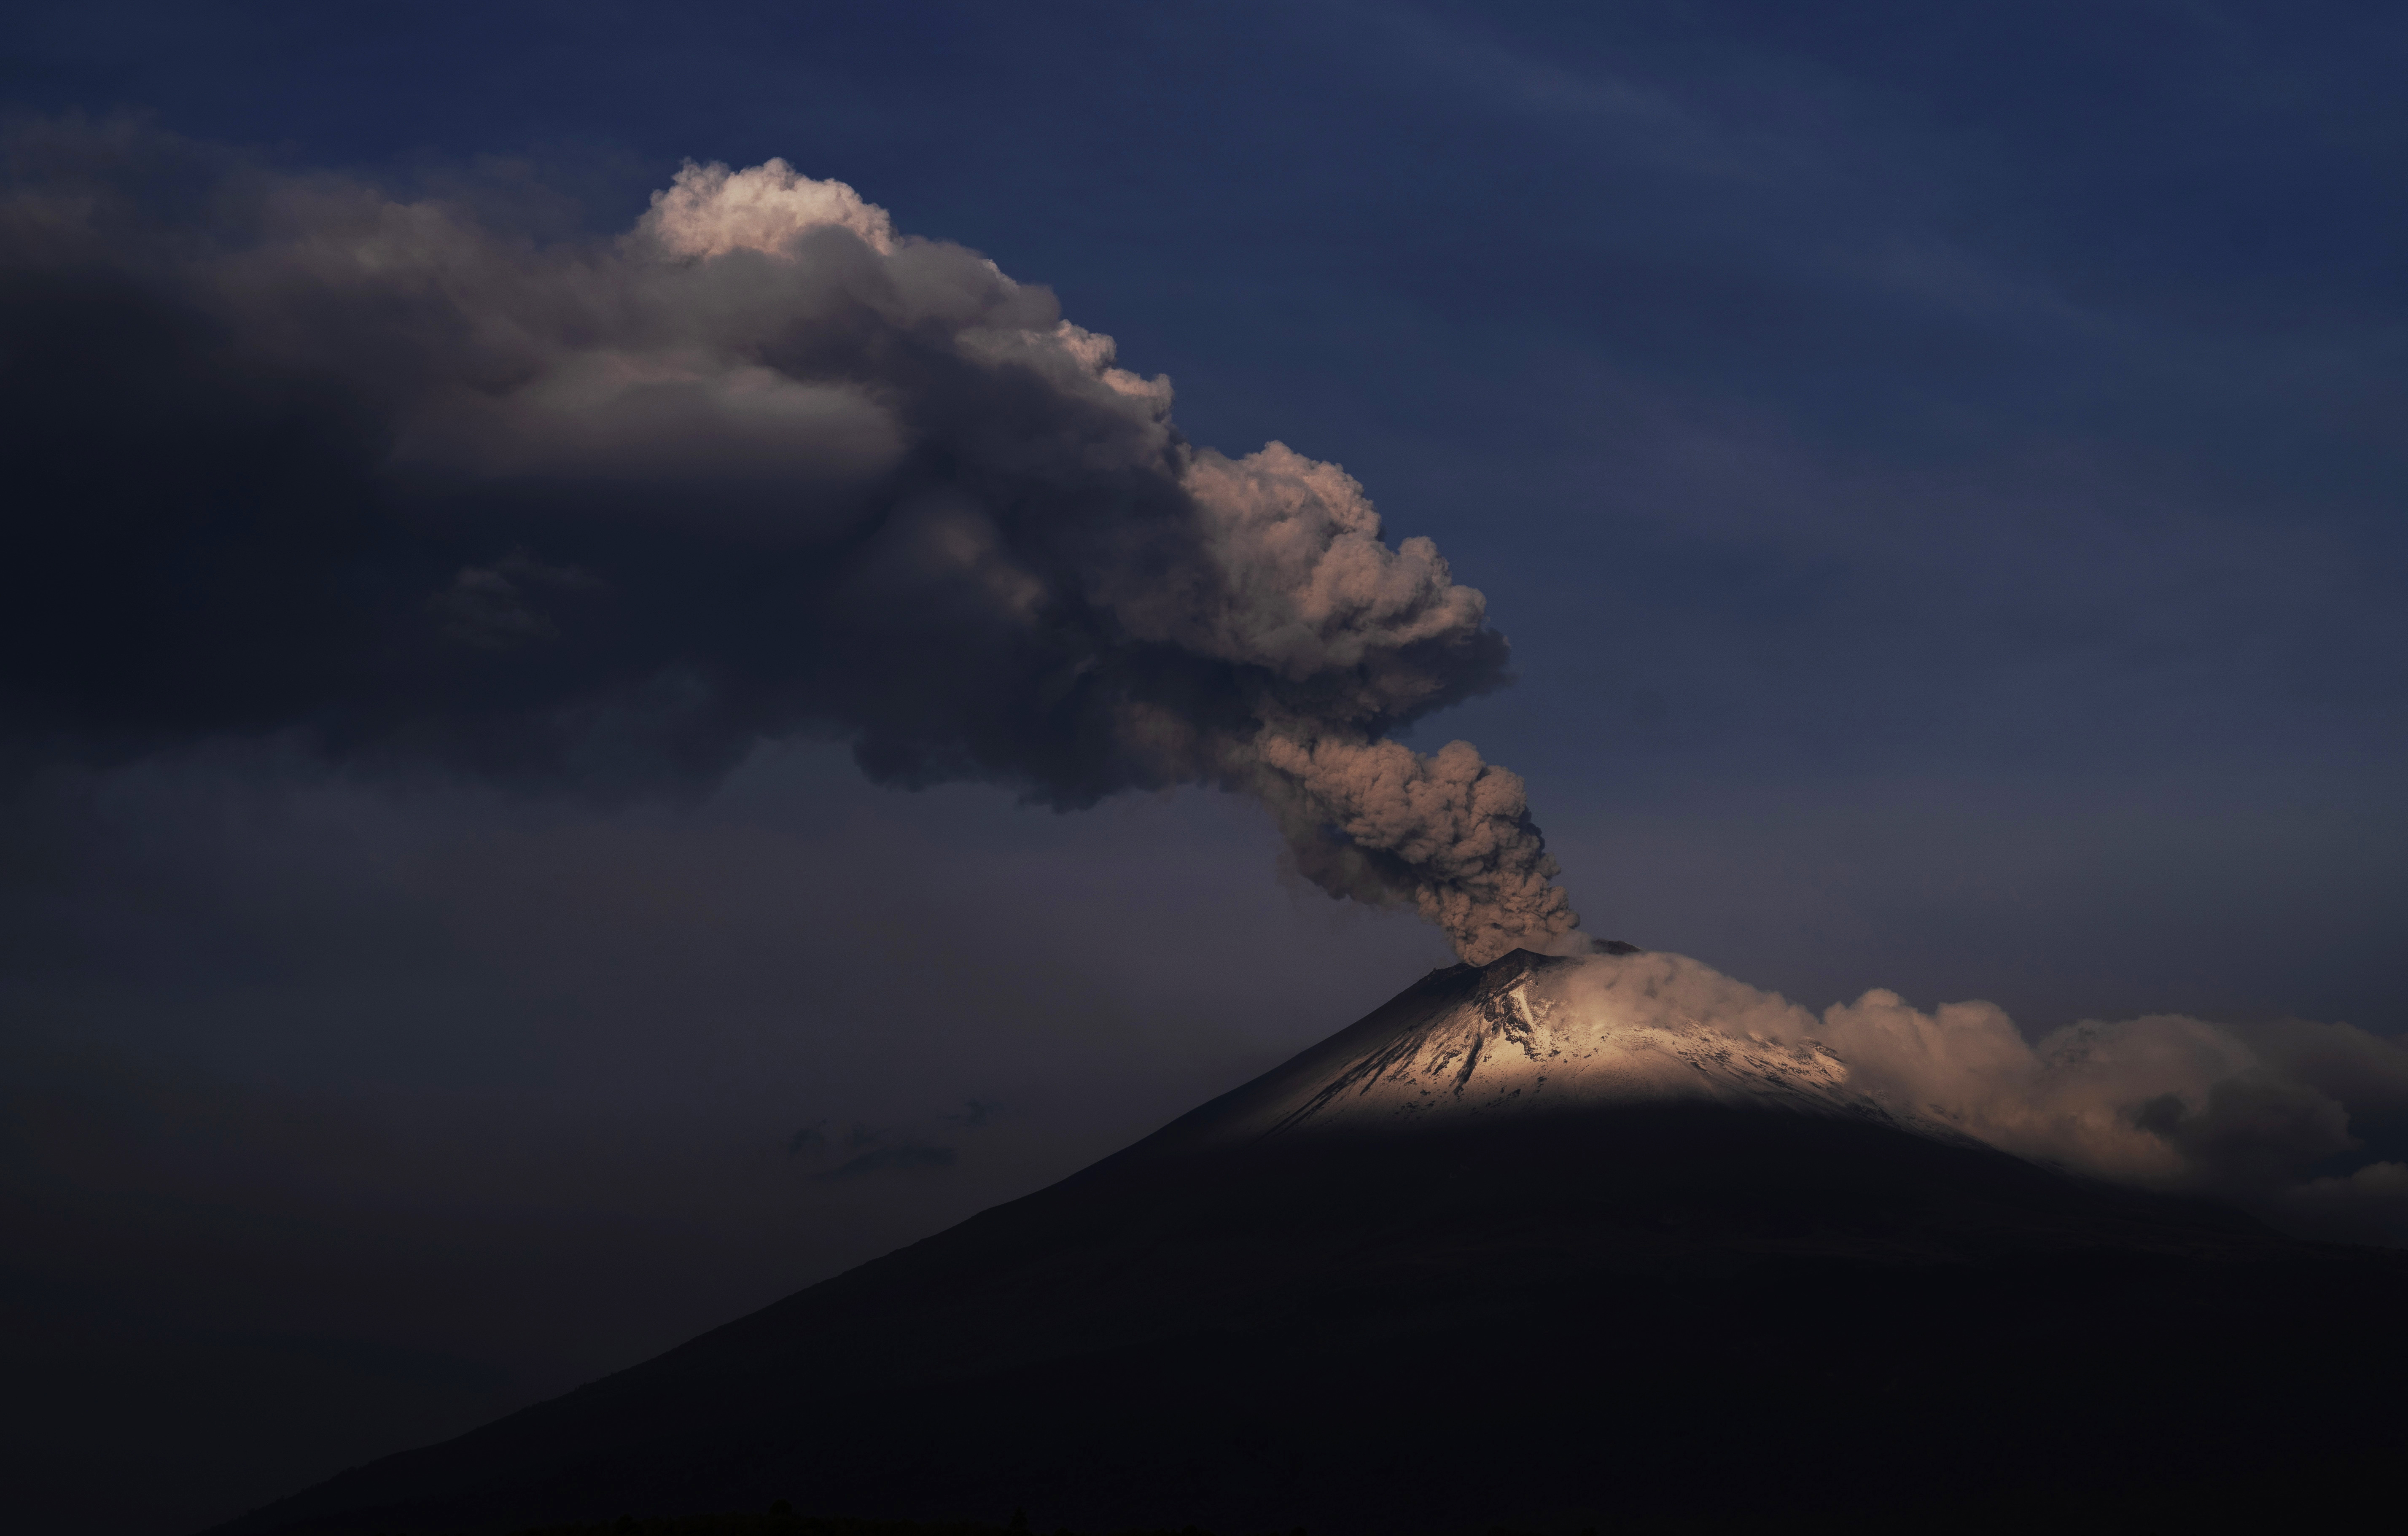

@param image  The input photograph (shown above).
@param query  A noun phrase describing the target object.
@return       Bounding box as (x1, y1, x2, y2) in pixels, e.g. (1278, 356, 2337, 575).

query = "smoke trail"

(1251, 732, 1575, 962)
(0, 126, 1578, 960)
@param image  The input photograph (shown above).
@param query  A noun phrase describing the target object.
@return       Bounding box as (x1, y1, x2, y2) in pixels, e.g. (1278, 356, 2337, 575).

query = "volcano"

(215, 950, 2406, 1534)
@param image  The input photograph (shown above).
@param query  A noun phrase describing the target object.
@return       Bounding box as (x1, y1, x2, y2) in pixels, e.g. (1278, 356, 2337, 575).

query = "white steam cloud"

(1556, 950, 2408, 1239)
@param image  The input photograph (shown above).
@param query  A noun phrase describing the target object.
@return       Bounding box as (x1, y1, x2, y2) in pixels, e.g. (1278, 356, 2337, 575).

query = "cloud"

(793, 1122, 964, 1179)
(826, 1143, 958, 1178)
(637, 158, 897, 258)
(0, 121, 1574, 961)
(945, 1099, 1000, 1128)
(2285, 1161, 2408, 1246)
(1556, 950, 2408, 1242)
(790, 1108, 1003, 1176)
(786, 1121, 830, 1156)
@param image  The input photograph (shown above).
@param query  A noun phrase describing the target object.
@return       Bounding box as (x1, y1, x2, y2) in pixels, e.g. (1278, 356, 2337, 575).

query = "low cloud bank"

(1563, 951, 2408, 1241)
(0, 125, 1574, 961)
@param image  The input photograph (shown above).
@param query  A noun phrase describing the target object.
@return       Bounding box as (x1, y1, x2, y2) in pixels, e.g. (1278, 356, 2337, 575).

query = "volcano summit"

(217, 950, 2406, 1534)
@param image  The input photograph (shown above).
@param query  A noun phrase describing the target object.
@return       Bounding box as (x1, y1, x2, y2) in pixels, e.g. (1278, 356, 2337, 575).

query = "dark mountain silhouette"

(212, 951, 2408, 1534)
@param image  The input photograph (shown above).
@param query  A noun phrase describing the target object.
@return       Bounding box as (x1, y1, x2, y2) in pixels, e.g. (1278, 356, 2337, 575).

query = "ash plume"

(1552, 950, 2408, 1240)
(0, 124, 1577, 961)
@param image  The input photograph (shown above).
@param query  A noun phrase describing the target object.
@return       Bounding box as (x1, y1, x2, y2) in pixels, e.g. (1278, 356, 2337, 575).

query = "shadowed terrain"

(213, 955, 2408, 1534)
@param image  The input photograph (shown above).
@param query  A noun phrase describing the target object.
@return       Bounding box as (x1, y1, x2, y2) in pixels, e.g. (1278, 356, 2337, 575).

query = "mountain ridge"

(210, 949, 2404, 1536)
(1151, 947, 1908, 1149)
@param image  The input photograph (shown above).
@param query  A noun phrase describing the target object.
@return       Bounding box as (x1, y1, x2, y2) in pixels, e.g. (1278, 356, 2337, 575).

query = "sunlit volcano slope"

(217, 950, 2407, 1536)
(1156, 948, 1891, 1146)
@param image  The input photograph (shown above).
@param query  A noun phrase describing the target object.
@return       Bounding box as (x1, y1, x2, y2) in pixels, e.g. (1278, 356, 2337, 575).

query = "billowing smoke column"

(0, 129, 1578, 961)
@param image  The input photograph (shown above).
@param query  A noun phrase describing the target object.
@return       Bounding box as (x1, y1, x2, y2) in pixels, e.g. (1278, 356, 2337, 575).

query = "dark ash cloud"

(0, 122, 1576, 962)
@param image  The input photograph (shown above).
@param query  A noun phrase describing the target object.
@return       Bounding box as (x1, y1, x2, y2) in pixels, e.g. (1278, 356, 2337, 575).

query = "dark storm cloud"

(0, 121, 1575, 961)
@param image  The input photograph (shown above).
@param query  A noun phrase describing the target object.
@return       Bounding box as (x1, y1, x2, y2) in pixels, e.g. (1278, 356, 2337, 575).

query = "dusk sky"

(3, 5, 2405, 1533)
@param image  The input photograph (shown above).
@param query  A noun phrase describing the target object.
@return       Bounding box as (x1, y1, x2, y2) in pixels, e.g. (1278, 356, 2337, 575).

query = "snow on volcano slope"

(1150, 947, 1921, 1153)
